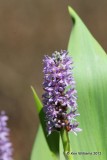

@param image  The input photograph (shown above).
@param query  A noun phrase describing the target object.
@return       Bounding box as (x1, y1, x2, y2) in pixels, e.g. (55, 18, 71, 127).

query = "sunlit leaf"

(67, 6, 107, 160)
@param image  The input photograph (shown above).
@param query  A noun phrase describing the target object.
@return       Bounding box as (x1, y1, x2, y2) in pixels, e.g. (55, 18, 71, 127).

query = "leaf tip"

(31, 85, 35, 93)
(30, 85, 43, 113)
(68, 5, 72, 14)
(68, 6, 76, 24)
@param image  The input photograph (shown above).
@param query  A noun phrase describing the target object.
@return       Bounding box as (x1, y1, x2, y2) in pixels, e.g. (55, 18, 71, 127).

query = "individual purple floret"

(42, 50, 82, 135)
(0, 111, 13, 160)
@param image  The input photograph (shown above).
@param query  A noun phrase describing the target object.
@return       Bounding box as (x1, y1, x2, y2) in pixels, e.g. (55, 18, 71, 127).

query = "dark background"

(0, 0, 107, 159)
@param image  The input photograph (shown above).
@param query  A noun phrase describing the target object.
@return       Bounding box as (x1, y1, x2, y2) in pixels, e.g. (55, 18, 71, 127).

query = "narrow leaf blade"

(31, 86, 59, 160)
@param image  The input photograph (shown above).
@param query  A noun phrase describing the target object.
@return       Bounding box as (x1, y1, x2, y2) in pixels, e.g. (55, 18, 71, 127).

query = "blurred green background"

(0, 0, 107, 159)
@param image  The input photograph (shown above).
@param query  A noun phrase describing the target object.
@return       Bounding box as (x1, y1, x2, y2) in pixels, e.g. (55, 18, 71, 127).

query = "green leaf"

(31, 86, 59, 160)
(67, 6, 107, 160)
(60, 136, 66, 160)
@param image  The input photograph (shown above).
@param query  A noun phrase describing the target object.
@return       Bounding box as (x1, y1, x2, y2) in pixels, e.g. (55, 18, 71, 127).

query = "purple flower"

(42, 50, 82, 135)
(0, 111, 13, 160)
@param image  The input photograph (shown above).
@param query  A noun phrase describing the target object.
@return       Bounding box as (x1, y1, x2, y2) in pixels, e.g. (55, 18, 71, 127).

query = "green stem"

(60, 129, 73, 160)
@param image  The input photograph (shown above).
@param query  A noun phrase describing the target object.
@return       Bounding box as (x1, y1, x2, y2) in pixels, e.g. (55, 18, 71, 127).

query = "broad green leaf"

(67, 6, 107, 160)
(31, 86, 59, 160)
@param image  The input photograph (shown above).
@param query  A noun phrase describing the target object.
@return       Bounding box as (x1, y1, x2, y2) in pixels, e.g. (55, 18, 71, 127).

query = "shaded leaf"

(31, 86, 59, 160)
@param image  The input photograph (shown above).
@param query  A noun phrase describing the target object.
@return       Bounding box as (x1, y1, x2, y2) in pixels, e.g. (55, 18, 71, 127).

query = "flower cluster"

(42, 50, 82, 135)
(0, 111, 13, 160)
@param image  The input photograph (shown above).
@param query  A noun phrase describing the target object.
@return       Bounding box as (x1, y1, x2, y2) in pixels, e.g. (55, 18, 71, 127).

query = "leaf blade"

(67, 6, 107, 160)
(31, 86, 59, 160)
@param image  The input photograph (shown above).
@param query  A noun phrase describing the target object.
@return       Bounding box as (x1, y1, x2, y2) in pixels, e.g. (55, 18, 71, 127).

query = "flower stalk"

(61, 129, 73, 160)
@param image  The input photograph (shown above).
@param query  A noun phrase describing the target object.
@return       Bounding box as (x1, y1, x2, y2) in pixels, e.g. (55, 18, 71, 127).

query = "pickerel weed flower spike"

(42, 50, 82, 135)
(0, 111, 13, 160)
